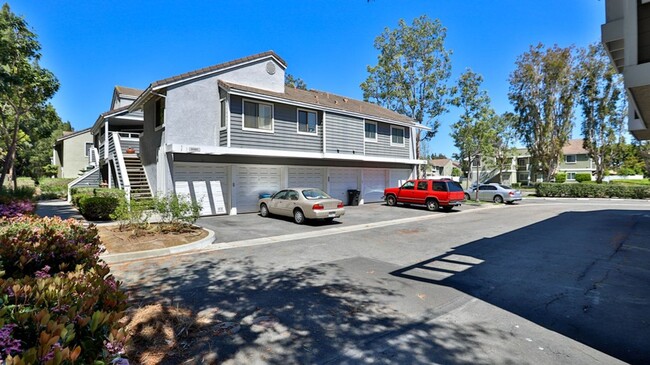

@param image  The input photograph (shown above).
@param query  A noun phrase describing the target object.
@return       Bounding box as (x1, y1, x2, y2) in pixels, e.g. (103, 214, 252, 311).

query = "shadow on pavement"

(391, 209, 650, 364)
(117, 256, 519, 364)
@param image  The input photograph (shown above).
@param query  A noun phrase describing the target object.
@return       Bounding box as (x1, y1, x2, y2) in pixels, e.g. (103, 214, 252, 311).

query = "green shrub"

(0, 216, 103, 278)
(619, 167, 637, 176)
(94, 188, 126, 200)
(0, 266, 129, 364)
(78, 196, 120, 221)
(154, 193, 201, 231)
(511, 182, 521, 188)
(535, 182, 650, 199)
(554, 172, 566, 184)
(575, 173, 592, 183)
(111, 197, 154, 232)
(0, 186, 36, 200)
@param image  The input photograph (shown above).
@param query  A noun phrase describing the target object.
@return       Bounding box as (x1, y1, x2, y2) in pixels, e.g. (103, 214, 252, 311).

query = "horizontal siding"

(560, 154, 591, 169)
(219, 130, 227, 147)
(229, 95, 322, 152)
(120, 139, 139, 153)
(364, 121, 410, 159)
(325, 112, 364, 155)
(70, 168, 101, 189)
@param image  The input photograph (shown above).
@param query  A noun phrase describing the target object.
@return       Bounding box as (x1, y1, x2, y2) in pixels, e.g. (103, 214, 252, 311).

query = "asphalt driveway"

(198, 201, 485, 244)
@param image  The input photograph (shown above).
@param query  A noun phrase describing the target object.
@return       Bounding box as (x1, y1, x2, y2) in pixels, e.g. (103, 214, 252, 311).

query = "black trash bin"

(347, 189, 360, 206)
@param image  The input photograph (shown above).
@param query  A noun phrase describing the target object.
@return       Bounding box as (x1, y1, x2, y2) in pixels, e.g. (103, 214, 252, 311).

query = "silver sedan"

(259, 188, 345, 224)
(464, 183, 522, 204)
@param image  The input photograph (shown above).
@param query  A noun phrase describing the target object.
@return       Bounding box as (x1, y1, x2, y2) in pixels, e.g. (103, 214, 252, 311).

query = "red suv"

(383, 179, 466, 211)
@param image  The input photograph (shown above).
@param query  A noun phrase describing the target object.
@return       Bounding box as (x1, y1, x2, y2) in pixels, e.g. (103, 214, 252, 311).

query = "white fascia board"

(165, 144, 426, 165)
(227, 88, 429, 130)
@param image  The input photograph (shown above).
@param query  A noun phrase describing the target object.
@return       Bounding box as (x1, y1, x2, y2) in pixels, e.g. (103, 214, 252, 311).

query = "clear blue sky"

(10, 0, 604, 158)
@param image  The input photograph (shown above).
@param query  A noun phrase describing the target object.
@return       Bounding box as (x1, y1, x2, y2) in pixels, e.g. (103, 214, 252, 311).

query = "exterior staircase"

(123, 154, 151, 199)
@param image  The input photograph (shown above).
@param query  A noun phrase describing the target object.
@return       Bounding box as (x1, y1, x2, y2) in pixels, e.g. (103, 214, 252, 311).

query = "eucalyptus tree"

(491, 112, 518, 183)
(450, 69, 495, 190)
(0, 4, 59, 188)
(361, 15, 453, 159)
(578, 42, 626, 183)
(508, 43, 579, 181)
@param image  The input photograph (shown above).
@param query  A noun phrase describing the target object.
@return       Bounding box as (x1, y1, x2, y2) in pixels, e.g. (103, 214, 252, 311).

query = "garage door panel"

(237, 166, 282, 213)
(389, 169, 412, 188)
(288, 167, 324, 189)
(362, 169, 386, 203)
(329, 168, 359, 204)
(173, 163, 228, 216)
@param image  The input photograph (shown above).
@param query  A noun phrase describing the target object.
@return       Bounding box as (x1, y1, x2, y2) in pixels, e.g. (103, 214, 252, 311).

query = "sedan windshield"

(302, 188, 331, 200)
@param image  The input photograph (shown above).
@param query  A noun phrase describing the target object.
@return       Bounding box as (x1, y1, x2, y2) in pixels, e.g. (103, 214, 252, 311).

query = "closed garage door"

(173, 163, 228, 216)
(362, 169, 387, 203)
(237, 165, 282, 213)
(328, 168, 359, 204)
(390, 169, 412, 188)
(288, 167, 324, 190)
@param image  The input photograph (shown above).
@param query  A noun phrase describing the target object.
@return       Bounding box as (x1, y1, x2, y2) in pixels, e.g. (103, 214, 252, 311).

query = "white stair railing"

(111, 132, 131, 202)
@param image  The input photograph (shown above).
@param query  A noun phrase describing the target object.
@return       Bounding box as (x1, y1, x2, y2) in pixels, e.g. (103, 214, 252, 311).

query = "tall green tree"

(284, 73, 307, 90)
(450, 69, 495, 189)
(361, 15, 453, 159)
(491, 112, 518, 183)
(508, 43, 579, 181)
(0, 3, 59, 188)
(578, 42, 626, 183)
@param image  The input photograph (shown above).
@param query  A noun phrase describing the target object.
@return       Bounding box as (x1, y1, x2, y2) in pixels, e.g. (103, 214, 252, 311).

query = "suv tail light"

(337, 202, 344, 208)
(312, 203, 324, 210)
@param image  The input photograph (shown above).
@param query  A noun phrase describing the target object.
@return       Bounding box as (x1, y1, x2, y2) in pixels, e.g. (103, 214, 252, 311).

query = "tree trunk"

(0, 112, 21, 189)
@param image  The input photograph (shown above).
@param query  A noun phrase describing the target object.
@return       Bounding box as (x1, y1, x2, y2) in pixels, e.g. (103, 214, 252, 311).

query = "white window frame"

(365, 120, 377, 142)
(219, 98, 228, 131)
(296, 108, 318, 136)
(565, 154, 577, 164)
(567, 172, 576, 180)
(390, 125, 405, 147)
(242, 99, 274, 133)
(84, 142, 93, 157)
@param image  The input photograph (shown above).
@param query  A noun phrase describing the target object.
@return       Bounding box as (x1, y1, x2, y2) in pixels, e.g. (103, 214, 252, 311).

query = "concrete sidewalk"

(35, 199, 86, 221)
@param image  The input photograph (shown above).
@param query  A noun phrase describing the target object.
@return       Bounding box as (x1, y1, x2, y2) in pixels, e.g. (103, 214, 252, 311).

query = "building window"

(297, 109, 317, 134)
(220, 99, 227, 129)
(155, 98, 165, 130)
(365, 121, 377, 141)
(565, 155, 576, 163)
(517, 158, 527, 169)
(84, 142, 93, 157)
(390, 126, 404, 146)
(567, 172, 576, 180)
(243, 100, 273, 131)
(518, 173, 528, 182)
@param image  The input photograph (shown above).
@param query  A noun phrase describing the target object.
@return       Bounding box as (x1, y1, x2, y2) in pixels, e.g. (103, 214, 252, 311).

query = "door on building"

(173, 163, 229, 216)
(288, 167, 324, 190)
(236, 165, 282, 213)
(328, 168, 360, 205)
(362, 169, 387, 203)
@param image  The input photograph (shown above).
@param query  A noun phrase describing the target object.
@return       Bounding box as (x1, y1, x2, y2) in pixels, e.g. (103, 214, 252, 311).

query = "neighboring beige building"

(602, 0, 650, 140)
(52, 129, 95, 178)
(514, 139, 595, 184)
(425, 158, 456, 178)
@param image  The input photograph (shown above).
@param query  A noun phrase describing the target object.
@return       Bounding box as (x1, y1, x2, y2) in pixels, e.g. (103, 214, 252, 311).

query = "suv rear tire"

(426, 199, 439, 211)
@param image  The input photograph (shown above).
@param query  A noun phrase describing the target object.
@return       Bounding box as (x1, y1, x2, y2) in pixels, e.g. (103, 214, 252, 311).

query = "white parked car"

(464, 183, 522, 204)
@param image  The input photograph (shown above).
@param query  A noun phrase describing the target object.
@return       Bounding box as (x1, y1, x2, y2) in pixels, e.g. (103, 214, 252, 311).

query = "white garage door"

(362, 169, 387, 203)
(237, 165, 282, 213)
(288, 167, 324, 190)
(328, 168, 359, 204)
(173, 163, 228, 216)
(389, 169, 412, 188)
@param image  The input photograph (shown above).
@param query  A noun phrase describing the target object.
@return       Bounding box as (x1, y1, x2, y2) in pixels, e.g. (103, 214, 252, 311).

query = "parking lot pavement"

(197, 201, 486, 244)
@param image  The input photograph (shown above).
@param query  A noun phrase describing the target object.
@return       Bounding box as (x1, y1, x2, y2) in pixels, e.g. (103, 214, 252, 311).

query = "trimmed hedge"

(39, 178, 74, 199)
(71, 188, 125, 221)
(575, 173, 592, 183)
(535, 182, 650, 199)
(554, 172, 566, 184)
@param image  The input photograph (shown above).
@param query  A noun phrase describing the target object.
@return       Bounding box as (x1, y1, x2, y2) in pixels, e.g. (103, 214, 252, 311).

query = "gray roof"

(55, 128, 91, 143)
(151, 51, 287, 88)
(219, 80, 415, 124)
(114, 86, 143, 97)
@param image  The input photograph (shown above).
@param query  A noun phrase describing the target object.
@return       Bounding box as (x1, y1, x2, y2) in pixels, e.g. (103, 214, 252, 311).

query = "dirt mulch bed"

(98, 224, 209, 254)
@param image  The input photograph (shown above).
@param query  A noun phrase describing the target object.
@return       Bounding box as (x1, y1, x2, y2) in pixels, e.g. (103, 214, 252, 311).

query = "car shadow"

(257, 213, 343, 226)
(390, 209, 650, 364)
(383, 203, 463, 213)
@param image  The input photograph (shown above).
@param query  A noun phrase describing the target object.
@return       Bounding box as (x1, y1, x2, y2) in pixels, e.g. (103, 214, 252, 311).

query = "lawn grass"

(611, 179, 650, 186)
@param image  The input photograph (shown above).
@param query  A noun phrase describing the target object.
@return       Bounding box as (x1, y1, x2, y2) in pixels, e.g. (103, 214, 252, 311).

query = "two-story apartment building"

(128, 51, 427, 215)
(52, 128, 95, 178)
(514, 139, 595, 184)
(602, 0, 650, 141)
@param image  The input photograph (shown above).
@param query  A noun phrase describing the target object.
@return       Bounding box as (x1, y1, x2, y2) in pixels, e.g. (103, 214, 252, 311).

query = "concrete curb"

(524, 196, 650, 202)
(100, 227, 215, 264)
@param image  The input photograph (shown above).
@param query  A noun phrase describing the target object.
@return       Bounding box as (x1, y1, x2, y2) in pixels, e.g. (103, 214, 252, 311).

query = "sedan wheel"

(426, 199, 439, 211)
(293, 209, 305, 224)
(260, 203, 269, 217)
(493, 195, 504, 204)
(464, 193, 470, 201)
